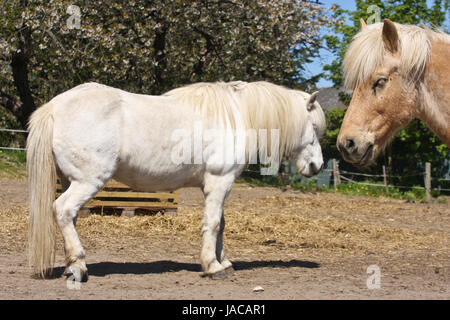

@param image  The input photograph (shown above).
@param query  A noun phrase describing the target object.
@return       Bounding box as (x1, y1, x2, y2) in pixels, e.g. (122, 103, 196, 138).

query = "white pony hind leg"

(200, 173, 234, 279)
(53, 180, 104, 282)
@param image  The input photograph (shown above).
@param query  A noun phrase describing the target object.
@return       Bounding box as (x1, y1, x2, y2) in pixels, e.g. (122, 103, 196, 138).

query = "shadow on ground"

(51, 259, 320, 278)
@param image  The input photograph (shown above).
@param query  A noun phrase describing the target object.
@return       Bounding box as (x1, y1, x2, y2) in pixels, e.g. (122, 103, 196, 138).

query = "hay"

(1, 194, 448, 259)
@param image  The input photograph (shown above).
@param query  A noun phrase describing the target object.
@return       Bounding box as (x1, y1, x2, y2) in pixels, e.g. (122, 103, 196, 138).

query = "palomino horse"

(337, 19, 449, 166)
(27, 81, 326, 281)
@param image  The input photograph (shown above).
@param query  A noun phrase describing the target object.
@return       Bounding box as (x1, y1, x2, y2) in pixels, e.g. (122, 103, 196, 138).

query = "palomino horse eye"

(372, 77, 388, 94)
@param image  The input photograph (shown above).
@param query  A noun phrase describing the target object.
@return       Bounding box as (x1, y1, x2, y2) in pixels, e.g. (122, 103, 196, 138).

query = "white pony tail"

(26, 103, 57, 278)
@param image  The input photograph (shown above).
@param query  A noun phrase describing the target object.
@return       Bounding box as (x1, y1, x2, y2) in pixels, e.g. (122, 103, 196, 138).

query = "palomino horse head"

(292, 92, 325, 177)
(337, 19, 430, 166)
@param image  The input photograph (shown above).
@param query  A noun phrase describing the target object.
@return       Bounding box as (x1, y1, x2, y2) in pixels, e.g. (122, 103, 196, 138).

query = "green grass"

(335, 181, 426, 202)
(0, 150, 27, 179)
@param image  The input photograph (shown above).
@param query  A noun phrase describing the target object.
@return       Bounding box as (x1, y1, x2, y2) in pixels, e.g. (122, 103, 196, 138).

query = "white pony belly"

(113, 162, 205, 191)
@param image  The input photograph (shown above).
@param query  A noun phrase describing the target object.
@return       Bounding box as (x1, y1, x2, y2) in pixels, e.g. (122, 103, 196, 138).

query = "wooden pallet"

(56, 179, 178, 217)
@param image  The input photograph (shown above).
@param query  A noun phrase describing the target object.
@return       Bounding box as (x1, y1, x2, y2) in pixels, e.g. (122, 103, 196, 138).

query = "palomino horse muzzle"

(337, 135, 375, 167)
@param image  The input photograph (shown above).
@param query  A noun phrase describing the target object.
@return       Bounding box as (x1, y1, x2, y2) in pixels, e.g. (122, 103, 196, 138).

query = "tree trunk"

(10, 0, 36, 129)
(11, 49, 35, 128)
(152, 25, 168, 94)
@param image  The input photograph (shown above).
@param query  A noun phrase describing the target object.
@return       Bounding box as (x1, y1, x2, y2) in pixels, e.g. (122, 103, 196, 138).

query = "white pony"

(27, 81, 326, 281)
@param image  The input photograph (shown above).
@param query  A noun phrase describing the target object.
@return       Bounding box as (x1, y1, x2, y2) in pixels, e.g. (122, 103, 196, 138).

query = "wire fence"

(244, 158, 450, 197)
(338, 175, 444, 190)
(339, 170, 425, 179)
(1, 128, 449, 194)
(332, 159, 450, 196)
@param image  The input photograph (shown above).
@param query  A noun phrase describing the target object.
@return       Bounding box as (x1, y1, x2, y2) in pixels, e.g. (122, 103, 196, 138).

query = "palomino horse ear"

(360, 18, 367, 29)
(382, 19, 399, 54)
(306, 91, 319, 111)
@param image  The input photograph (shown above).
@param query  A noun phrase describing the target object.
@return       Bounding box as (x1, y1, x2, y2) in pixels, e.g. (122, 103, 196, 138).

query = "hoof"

(224, 266, 235, 276)
(221, 259, 233, 270)
(64, 266, 88, 282)
(201, 270, 228, 280)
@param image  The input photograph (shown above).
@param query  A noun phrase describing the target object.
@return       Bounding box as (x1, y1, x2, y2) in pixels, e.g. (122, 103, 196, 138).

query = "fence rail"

(0, 147, 26, 151)
(0, 128, 29, 133)
(0, 128, 28, 151)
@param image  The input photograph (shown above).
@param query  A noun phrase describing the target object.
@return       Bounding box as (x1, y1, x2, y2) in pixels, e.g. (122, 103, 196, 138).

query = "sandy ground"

(0, 179, 449, 300)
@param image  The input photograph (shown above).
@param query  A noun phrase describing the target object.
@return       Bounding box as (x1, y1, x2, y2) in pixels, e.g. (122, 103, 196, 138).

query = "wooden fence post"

(332, 158, 340, 192)
(425, 162, 431, 202)
(336, 162, 341, 185)
(382, 165, 387, 190)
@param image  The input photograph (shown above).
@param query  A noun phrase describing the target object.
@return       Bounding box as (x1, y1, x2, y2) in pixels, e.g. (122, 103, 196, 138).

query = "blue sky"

(304, 0, 356, 88)
(305, 0, 449, 88)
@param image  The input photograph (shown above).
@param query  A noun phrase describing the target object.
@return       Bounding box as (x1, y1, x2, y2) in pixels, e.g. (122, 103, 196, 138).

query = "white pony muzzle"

(294, 120, 324, 177)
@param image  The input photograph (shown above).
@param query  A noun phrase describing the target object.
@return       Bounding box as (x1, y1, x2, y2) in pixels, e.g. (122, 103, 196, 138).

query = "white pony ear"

(306, 91, 318, 111)
(231, 81, 248, 91)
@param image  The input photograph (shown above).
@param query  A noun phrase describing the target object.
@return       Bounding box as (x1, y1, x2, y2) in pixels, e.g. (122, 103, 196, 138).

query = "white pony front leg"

(216, 213, 233, 271)
(200, 173, 234, 278)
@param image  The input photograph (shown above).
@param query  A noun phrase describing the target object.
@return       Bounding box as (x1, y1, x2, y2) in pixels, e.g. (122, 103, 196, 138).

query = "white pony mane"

(343, 22, 450, 90)
(231, 81, 307, 158)
(164, 81, 326, 159)
(164, 81, 240, 130)
(289, 89, 326, 139)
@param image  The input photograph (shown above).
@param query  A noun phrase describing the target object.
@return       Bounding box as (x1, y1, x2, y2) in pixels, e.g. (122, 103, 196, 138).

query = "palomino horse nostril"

(346, 138, 355, 150)
(338, 137, 357, 156)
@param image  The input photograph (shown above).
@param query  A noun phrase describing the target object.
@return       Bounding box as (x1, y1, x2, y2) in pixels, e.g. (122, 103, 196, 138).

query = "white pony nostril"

(309, 162, 323, 175)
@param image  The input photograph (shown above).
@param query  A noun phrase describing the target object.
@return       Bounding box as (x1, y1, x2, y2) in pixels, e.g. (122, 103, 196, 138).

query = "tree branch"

(191, 26, 227, 72)
(0, 89, 21, 114)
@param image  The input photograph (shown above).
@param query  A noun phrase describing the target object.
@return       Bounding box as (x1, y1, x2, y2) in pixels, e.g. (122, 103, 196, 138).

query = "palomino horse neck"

(417, 39, 450, 146)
